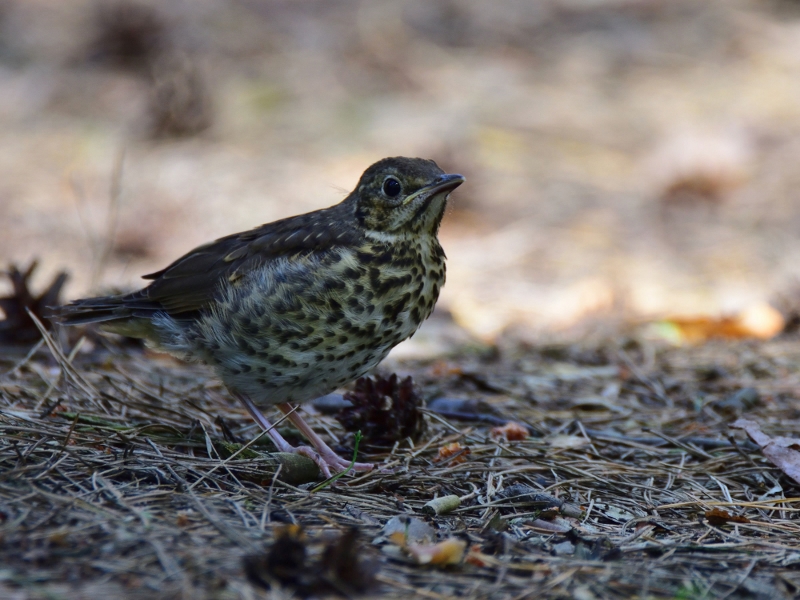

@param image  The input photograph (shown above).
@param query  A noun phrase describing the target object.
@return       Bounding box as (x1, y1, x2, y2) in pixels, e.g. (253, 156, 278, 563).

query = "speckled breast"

(189, 233, 446, 407)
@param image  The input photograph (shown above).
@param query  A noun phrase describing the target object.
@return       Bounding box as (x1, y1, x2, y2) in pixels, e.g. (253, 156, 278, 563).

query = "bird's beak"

(403, 173, 465, 205)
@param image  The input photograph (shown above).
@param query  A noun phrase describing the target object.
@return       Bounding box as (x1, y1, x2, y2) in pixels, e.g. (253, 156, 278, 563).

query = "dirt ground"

(1, 331, 800, 599)
(2, 0, 800, 598)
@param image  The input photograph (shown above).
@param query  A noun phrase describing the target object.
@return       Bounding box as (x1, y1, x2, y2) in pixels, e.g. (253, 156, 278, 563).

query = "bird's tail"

(50, 295, 136, 327)
(49, 293, 169, 342)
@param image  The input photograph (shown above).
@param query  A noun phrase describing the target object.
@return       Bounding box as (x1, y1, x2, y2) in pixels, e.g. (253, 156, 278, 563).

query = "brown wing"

(125, 202, 360, 319)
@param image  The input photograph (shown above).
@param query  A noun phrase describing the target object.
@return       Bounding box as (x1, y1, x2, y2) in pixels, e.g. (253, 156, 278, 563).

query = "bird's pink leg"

(277, 403, 374, 474)
(236, 394, 372, 478)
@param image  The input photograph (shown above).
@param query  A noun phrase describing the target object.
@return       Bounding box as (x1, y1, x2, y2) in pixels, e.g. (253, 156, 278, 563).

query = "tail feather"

(50, 294, 175, 343)
(50, 293, 163, 326)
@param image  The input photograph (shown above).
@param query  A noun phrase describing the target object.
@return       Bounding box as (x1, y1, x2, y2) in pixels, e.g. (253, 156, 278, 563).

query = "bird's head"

(351, 157, 464, 237)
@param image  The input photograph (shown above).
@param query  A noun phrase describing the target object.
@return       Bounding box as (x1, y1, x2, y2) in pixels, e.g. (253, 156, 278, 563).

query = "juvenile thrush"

(54, 157, 464, 476)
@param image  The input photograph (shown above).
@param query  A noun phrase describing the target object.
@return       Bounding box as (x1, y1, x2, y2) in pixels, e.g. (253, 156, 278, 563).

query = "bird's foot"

(275, 402, 373, 478)
(235, 394, 374, 479)
(290, 445, 374, 479)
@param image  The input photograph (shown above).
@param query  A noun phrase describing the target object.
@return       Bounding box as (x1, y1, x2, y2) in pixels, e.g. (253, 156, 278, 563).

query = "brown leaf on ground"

(730, 419, 800, 485)
(405, 539, 467, 566)
(429, 361, 463, 377)
(490, 421, 529, 441)
(433, 441, 470, 465)
(705, 508, 750, 526)
(465, 546, 490, 567)
(659, 303, 784, 344)
(384, 517, 467, 567)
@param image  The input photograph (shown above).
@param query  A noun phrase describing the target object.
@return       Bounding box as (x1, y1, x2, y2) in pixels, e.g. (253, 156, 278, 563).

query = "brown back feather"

(134, 202, 360, 318)
(56, 200, 361, 325)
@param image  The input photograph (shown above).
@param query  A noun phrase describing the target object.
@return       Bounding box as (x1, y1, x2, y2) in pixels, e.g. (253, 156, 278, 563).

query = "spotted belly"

(177, 239, 445, 407)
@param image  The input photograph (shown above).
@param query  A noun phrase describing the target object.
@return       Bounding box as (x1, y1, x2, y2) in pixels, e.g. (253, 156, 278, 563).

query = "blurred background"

(2, 0, 800, 345)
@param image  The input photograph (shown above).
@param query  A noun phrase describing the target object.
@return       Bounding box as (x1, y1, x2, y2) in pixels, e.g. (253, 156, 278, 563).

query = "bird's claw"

(291, 445, 374, 479)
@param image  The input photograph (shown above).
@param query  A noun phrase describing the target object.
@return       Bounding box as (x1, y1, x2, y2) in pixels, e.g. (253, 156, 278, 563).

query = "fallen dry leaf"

(387, 531, 407, 546)
(175, 513, 190, 527)
(730, 419, 800, 485)
(490, 421, 529, 441)
(657, 303, 784, 344)
(385, 521, 468, 567)
(434, 442, 470, 465)
(429, 361, 462, 378)
(405, 539, 467, 566)
(465, 545, 489, 567)
(705, 509, 749, 526)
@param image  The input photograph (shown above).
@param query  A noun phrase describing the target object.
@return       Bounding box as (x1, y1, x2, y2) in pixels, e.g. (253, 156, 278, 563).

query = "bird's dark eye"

(383, 177, 402, 197)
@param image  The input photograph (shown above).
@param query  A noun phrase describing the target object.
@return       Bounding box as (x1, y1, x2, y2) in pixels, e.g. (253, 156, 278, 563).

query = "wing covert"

(130, 204, 359, 318)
